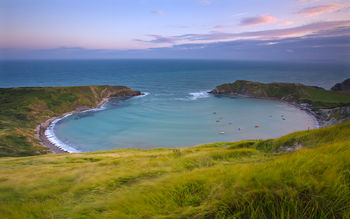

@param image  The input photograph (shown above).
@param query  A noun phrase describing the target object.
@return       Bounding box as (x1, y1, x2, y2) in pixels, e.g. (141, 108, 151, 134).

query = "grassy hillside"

(210, 80, 350, 109)
(0, 86, 140, 157)
(0, 121, 349, 218)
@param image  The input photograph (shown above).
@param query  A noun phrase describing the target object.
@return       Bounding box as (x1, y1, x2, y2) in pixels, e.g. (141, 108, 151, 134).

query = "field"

(0, 84, 349, 218)
(0, 121, 349, 218)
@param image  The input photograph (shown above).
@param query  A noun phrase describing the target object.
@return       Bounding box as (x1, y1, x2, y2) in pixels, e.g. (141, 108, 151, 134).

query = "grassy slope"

(0, 86, 138, 157)
(212, 80, 350, 109)
(0, 121, 349, 218)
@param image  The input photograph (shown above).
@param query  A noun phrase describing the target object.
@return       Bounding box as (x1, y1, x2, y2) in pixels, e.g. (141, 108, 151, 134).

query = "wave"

(189, 91, 210, 100)
(90, 99, 109, 111)
(44, 98, 112, 153)
(133, 92, 150, 98)
(45, 114, 81, 153)
(45, 93, 150, 153)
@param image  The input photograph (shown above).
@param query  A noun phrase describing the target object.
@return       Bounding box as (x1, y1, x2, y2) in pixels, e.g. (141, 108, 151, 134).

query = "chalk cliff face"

(331, 78, 350, 91)
(317, 106, 350, 126)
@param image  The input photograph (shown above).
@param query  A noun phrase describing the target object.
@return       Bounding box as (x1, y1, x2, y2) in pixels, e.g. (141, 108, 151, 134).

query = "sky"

(0, 0, 350, 61)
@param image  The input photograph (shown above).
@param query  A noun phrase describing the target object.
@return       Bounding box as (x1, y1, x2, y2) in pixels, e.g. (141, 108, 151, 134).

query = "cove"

(50, 93, 316, 152)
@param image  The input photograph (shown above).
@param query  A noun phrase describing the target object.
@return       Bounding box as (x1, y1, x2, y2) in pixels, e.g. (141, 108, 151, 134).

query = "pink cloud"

(279, 21, 294, 26)
(141, 20, 350, 44)
(139, 35, 175, 44)
(297, 0, 321, 3)
(151, 10, 163, 15)
(214, 25, 230, 29)
(239, 14, 278, 27)
(298, 4, 343, 17)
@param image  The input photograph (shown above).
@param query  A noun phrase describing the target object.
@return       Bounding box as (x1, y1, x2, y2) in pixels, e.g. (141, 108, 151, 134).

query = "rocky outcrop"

(317, 106, 350, 126)
(98, 86, 141, 99)
(331, 78, 350, 91)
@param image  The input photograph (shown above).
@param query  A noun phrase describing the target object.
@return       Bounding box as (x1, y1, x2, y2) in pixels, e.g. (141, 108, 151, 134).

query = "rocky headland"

(331, 78, 350, 91)
(210, 79, 350, 126)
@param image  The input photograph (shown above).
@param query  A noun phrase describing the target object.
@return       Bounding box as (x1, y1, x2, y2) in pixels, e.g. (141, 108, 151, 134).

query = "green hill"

(0, 86, 140, 157)
(0, 121, 349, 218)
(210, 80, 350, 109)
(0, 82, 349, 218)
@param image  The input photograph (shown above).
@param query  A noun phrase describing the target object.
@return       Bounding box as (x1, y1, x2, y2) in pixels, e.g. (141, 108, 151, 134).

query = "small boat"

(213, 112, 217, 114)
(216, 120, 220, 122)
(238, 128, 241, 131)
(219, 132, 225, 134)
(282, 118, 286, 120)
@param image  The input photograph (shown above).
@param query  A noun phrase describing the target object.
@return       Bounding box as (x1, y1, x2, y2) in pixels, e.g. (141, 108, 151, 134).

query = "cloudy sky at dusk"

(1, 0, 350, 60)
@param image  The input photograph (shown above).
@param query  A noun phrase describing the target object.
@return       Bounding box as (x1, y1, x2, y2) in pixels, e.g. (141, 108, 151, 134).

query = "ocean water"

(1, 60, 349, 152)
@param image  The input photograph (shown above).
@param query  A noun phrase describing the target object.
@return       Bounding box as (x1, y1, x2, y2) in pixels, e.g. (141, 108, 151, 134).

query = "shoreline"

(36, 97, 117, 154)
(214, 93, 322, 129)
(274, 97, 321, 129)
(37, 93, 322, 154)
(267, 98, 322, 129)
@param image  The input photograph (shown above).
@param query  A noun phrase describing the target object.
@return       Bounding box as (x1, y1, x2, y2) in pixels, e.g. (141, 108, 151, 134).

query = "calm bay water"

(1, 60, 349, 152)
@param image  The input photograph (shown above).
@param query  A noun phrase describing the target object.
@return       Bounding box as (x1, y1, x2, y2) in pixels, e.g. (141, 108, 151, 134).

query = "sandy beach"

(37, 94, 322, 154)
(36, 97, 111, 154)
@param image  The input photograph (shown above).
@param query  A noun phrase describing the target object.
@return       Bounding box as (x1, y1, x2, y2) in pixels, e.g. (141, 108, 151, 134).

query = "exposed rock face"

(99, 86, 141, 99)
(331, 78, 350, 91)
(88, 85, 141, 101)
(317, 106, 350, 126)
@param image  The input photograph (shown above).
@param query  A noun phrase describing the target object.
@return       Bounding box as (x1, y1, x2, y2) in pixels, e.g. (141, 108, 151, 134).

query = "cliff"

(331, 78, 350, 91)
(0, 85, 141, 157)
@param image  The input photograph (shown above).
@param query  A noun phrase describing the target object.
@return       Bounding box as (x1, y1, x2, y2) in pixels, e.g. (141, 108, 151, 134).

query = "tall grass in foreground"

(0, 122, 350, 218)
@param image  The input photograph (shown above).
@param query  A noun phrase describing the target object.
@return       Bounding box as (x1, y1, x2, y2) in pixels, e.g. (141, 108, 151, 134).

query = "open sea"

(1, 60, 349, 152)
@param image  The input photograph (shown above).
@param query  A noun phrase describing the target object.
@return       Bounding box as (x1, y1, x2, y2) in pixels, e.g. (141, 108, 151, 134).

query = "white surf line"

(44, 99, 112, 153)
(45, 114, 80, 153)
(44, 93, 148, 153)
(189, 90, 211, 100)
(133, 92, 150, 98)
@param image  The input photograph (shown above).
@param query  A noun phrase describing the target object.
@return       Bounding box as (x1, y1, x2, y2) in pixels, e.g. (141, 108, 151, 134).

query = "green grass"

(212, 80, 350, 109)
(304, 87, 350, 108)
(0, 121, 349, 218)
(0, 83, 349, 217)
(0, 86, 139, 157)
